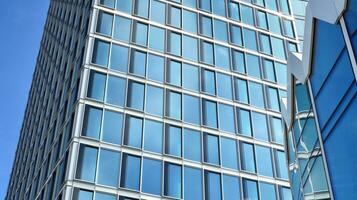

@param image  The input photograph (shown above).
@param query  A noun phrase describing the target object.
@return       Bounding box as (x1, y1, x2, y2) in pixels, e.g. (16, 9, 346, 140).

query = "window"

(184, 167, 203, 200)
(120, 154, 141, 190)
(149, 26, 165, 52)
(219, 104, 235, 133)
(102, 110, 123, 145)
(183, 0, 197, 8)
(166, 90, 182, 120)
(283, 19, 295, 38)
(240, 142, 256, 173)
(82, 106, 102, 139)
(200, 15, 213, 37)
(260, 182, 277, 200)
(204, 171, 222, 200)
(168, 6, 182, 28)
(221, 138, 238, 170)
(143, 120, 163, 153)
(110, 44, 129, 72)
(267, 87, 280, 111)
(279, 187, 293, 200)
(237, 108, 252, 137)
(256, 10, 268, 29)
(164, 163, 182, 198)
(168, 31, 182, 56)
(215, 45, 230, 70)
(271, 37, 286, 60)
(97, 11, 113, 36)
(142, 158, 162, 195)
(275, 62, 287, 86)
(243, 28, 257, 51)
(132, 22, 148, 46)
(145, 85, 164, 116)
(230, 25, 243, 46)
(87, 71, 106, 102)
(214, 19, 228, 42)
(242, 179, 259, 200)
(241, 5, 254, 26)
(126, 81, 145, 110)
(246, 54, 261, 78)
(183, 35, 198, 61)
(106, 75, 126, 107)
(134, 0, 149, 18)
(184, 129, 201, 162)
(113, 16, 131, 42)
(183, 10, 197, 34)
(249, 81, 265, 109)
(165, 125, 182, 157)
(147, 54, 164, 83)
(223, 175, 241, 200)
(271, 117, 284, 144)
(92, 39, 109, 67)
(97, 149, 120, 187)
(123, 115, 143, 148)
(266, 0, 278, 11)
(275, 150, 289, 179)
(213, 0, 226, 16)
(256, 145, 273, 177)
(254, 0, 265, 6)
(130, 50, 146, 76)
(100, 0, 115, 8)
(73, 189, 93, 200)
(268, 14, 281, 35)
(201, 40, 214, 65)
(202, 99, 218, 128)
(76, 145, 98, 182)
(166, 60, 182, 86)
(217, 73, 233, 100)
(183, 64, 199, 91)
(260, 34, 272, 55)
(252, 112, 269, 141)
(232, 50, 245, 73)
(263, 59, 276, 82)
(201, 69, 216, 95)
(228, 2, 240, 21)
(184, 95, 200, 125)
(199, 0, 211, 12)
(279, 0, 290, 14)
(96, 192, 116, 200)
(116, 0, 133, 14)
(235, 78, 249, 104)
(203, 133, 220, 165)
(150, 0, 166, 24)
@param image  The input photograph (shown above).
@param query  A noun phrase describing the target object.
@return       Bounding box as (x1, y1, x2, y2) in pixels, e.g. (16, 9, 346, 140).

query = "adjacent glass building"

(6, 0, 301, 199)
(283, 0, 357, 199)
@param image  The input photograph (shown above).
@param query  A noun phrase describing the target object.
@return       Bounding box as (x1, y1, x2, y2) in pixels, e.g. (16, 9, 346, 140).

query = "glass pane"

(271, 37, 286, 60)
(279, 187, 293, 200)
(200, 15, 213, 37)
(73, 189, 93, 200)
(214, 19, 228, 42)
(257, 11, 268, 29)
(279, 0, 290, 14)
(88, 71, 106, 101)
(147, 54, 164, 83)
(221, 138, 238, 170)
(150, 0, 166, 24)
(113, 16, 131, 42)
(202, 100, 218, 128)
(252, 112, 269, 141)
(223, 175, 241, 200)
(256, 145, 274, 177)
(184, 95, 200, 125)
(275, 150, 289, 179)
(145, 85, 164, 116)
(169, 6, 182, 28)
(149, 26, 165, 52)
(133, 22, 148, 46)
(164, 163, 182, 198)
(184, 129, 201, 162)
(268, 14, 281, 35)
(199, 0, 211, 11)
(97, 149, 120, 187)
(166, 91, 182, 120)
(183, 0, 197, 8)
(116, 0, 133, 14)
(124, 116, 143, 148)
(228, 2, 240, 21)
(263, 59, 276, 82)
(134, 0, 149, 18)
(249, 81, 265, 109)
(126, 81, 145, 110)
(243, 28, 257, 51)
(260, 34, 272, 55)
(201, 69, 216, 95)
(283, 19, 295, 38)
(260, 182, 277, 200)
(212, 0, 226, 16)
(96, 192, 116, 200)
(241, 5, 254, 26)
(230, 25, 243, 46)
(110, 44, 129, 72)
(82, 106, 102, 139)
(275, 62, 287, 86)
(204, 171, 222, 200)
(92, 40, 109, 67)
(235, 78, 249, 104)
(243, 179, 259, 200)
(100, 0, 115, 8)
(182, 35, 198, 61)
(215, 45, 230, 70)
(232, 50, 245, 73)
(201, 41, 214, 65)
(168, 31, 182, 56)
(237, 108, 252, 136)
(203, 133, 220, 165)
(184, 167, 203, 200)
(165, 125, 182, 157)
(240, 142, 256, 173)
(120, 154, 141, 190)
(219, 104, 235, 133)
(271, 117, 284, 144)
(102, 110, 123, 145)
(183, 10, 197, 34)
(183, 64, 199, 91)
(106, 75, 126, 107)
(246, 54, 261, 78)
(97, 11, 113, 36)
(267, 87, 280, 111)
(166, 60, 182, 86)
(142, 158, 162, 195)
(76, 145, 98, 182)
(143, 120, 163, 153)
(217, 73, 233, 100)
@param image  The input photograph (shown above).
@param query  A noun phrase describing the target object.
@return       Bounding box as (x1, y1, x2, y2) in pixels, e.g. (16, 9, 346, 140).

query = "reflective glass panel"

(252, 112, 269, 141)
(200, 15, 213, 37)
(126, 81, 144, 110)
(215, 45, 230, 70)
(134, 0, 149, 18)
(88, 71, 106, 101)
(201, 69, 216, 95)
(183, 10, 197, 34)
(113, 16, 131, 42)
(246, 54, 261, 78)
(204, 171, 222, 200)
(169, 6, 182, 28)
(106, 76, 126, 107)
(184, 95, 200, 125)
(92, 40, 109, 67)
(235, 78, 249, 104)
(223, 175, 241, 200)
(230, 25, 243, 46)
(168, 31, 181, 56)
(123, 116, 143, 148)
(183, 64, 199, 91)
(166, 60, 181, 87)
(260, 182, 277, 200)
(164, 163, 182, 198)
(203, 133, 220, 165)
(214, 19, 228, 42)
(202, 99, 218, 128)
(150, 0, 166, 24)
(120, 154, 141, 190)
(237, 108, 252, 137)
(241, 5, 254, 26)
(145, 85, 164, 116)
(243, 28, 258, 51)
(243, 179, 259, 200)
(221, 138, 238, 170)
(142, 158, 162, 195)
(143, 120, 163, 153)
(76, 145, 98, 182)
(201, 41, 214, 65)
(165, 125, 182, 157)
(219, 104, 235, 133)
(130, 50, 147, 76)
(166, 91, 182, 120)
(249, 81, 265, 108)
(217, 73, 233, 100)
(184, 167, 203, 200)
(132, 22, 148, 46)
(182, 35, 198, 61)
(116, 0, 133, 14)
(184, 129, 201, 162)
(97, 11, 113, 36)
(102, 110, 123, 145)
(82, 106, 102, 139)
(110, 44, 129, 72)
(149, 26, 165, 52)
(97, 149, 120, 187)
(240, 142, 256, 173)
(232, 50, 245, 73)
(147, 54, 164, 83)
(256, 145, 273, 177)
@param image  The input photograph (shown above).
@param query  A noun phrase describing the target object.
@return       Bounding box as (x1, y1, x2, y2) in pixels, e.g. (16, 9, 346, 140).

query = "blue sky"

(0, 0, 49, 198)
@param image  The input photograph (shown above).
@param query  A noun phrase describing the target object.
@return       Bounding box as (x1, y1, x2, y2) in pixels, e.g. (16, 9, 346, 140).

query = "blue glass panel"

(106, 76, 126, 107)
(183, 35, 198, 61)
(230, 25, 243, 46)
(134, 0, 149, 18)
(183, 0, 197, 8)
(201, 41, 214, 65)
(76, 145, 98, 182)
(100, 0, 114, 8)
(223, 175, 241, 200)
(202, 69, 216, 95)
(260, 34, 272, 55)
(266, 0, 278, 11)
(271, 117, 284, 144)
(133, 22, 148, 46)
(271, 37, 286, 60)
(212, 0, 226, 16)
(228, 2, 240, 21)
(102, 110, 123, 145)
(235, 78, 249, 103)
(168, 32, 181, 56)
(241, 5, 254, 26)
(200, 15, 213, 37)
(280, 187, 293, 200)
(267, 87, 280, 111)
(142, 158, 162, 195)
(217, 73, 233, 100)
(149, 26, 165, 52)
(268, 14, 281, 35)
(215, 45, 230, 70)
(204, 171, 222, 200)
(167, 60, 181, 87)
(279, 0, 290, 14)
(144, 120, 163, 153)
(116, 0, 133, 14)
(257, 11, 268, 29)
(275, 150, 289, 179)
(243, 28, 257, 51)
(165, 125, 182, 157)
(145, 85, 164, 116)
(97, 149, 120, 187)
(147, 54, 164, 83)
(74, 189, 93, 200)
(164, 163, 182, 198)
(169, 6, 181, 28)
(237, 109, 252, 137)
(166, 91, 182, 120)
(184, 129, 201, 162)
(184, 167, 203, 200)
(275, 62, 287, 86)
(199, 0, 211, 12)
(150, 0, 166, 24)
(97, 12, 113, 36)
(221, 138, 238, 170)
(183, 10, 198, 34)
(124, 116, 143, 148)
(263, 59, 276, 82)
(110, 44, 128, 72)
(260, 182, 277, 200)
(202, 100, 218, 128)
(96, 192, 116, 200)
(184, 95, 200, 125)
(232, 50, 245, 73)
(214, 19, 228, 42)
(113, 16, 131, 42)
(249, 81, 265, 108)
(283, 19, 295, 38)
(252, 112, 269, 141)
(127, 81, 144, 110)
(246, 54, 261, 78)
(240, 142, 256, 173)
(256, 145, 273, 177)
(219, 104, 235, 133)
(183, 64, 199, 91)
(204, 133, 220, 165)
(88, 71, 106, 101)
(243, 179, 259, 200)
(120, 154, 141, 190)
(82, 106, 102, 139)
(92, 40, 109, 67)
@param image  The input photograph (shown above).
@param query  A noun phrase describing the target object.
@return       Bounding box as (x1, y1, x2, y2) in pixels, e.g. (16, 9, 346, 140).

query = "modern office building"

(282, 0, 357, 199)
(6, 0, 300, 199)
